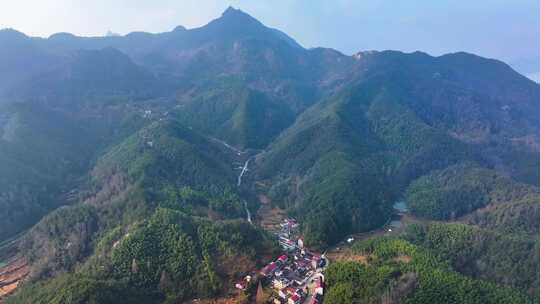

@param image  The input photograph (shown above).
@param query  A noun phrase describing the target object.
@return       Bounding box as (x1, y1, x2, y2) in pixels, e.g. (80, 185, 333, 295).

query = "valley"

(225, 136, 326, 303)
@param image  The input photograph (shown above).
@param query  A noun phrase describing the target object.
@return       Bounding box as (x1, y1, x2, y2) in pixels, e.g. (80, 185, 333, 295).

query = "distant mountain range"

(1, 7, 540, 304)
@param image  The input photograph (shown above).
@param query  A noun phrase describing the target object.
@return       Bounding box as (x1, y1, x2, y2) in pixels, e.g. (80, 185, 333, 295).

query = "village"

(235, 218, 327, 304)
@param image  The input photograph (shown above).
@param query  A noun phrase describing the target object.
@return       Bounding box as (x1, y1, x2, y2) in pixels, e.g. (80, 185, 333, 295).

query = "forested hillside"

(405, 223, 540, 299)
(324, 236, 535, 303)
(405, 163, 539, 220)
(0, 102, 132, 241)
(8, 208, 276, 304)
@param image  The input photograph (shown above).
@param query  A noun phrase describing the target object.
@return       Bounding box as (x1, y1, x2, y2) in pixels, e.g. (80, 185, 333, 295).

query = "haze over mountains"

(1, 6, 540, 304)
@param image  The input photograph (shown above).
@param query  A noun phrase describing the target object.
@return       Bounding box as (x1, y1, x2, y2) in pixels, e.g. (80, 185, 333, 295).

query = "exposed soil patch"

(393, 255, 412, 264)
(0, 281, 19, 300)
(256, 195, 287, 233)
(196, 295, 247, 304)
(0, 257, 29, 302)
(326, 247, 370, 265)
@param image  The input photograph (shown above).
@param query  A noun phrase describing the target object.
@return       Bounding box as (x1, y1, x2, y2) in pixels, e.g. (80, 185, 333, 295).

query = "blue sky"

(1, 0, 539, 81)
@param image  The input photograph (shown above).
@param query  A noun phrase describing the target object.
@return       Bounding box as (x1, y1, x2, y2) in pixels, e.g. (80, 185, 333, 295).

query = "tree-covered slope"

(255, 86, 475, 247)
(91, 118, 236, 197)
(8, 208, 277, 304)
(0, 29, 62, 97)
(251, 47, 540, 248)
(4, 117, 268, 303)
(325, 236, 535, 304)
(4, 48, 162, 104)
(353, 50, 540, 143)
(405, 163, 539, 220)
(0, 103, 113, 241)
(255, 91, 391, 247)
(0, 98, 147, 243)
(468, 196, 540, 235)
(90, 117, 248, 219)
(15, 118, 250, 281)
(405, 223, 540, 300)
(173, 82, 295, 149)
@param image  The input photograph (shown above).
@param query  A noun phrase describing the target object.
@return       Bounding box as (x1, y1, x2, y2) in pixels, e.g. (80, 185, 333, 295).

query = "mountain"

(5, 48, 161, 103)
(0, 29, 61, 97)
(0, 102, 113, 241)
(1, 6, 540, 304)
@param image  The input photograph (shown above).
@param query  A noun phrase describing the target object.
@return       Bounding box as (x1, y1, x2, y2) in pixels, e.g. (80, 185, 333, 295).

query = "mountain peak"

(0, 28, 28, 39)
(48, 32, 77, 41)
(203, 6, 304, 50)
(222, 6, 243, 16)
(0, 28, 33, 47)
(216, 6, 262, 27)
(173, 25, 187, 32)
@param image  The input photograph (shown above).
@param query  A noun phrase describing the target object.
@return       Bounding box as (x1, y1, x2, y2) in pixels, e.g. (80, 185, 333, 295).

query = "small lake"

(390, 220, 403, 228)
(393, 200, 409, 213)
(390, 200, 408, 229)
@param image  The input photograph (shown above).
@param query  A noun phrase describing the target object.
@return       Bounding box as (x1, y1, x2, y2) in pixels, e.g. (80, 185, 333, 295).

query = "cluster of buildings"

(278, 219, 301, 251)
(236, 218, 326, 304)
(261, 250, 325, 304)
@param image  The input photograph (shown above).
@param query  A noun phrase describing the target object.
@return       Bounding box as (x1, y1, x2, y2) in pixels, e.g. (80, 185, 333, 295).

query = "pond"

(389, 200, 409, 230)
(393, 200, 409, 213)
(390, 220, 403, 228)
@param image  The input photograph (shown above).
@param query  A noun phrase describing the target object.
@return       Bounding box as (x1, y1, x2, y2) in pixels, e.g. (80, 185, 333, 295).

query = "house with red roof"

(288, 293, 302, 304)
(315, 278, 324, 295)
(261, 262, 278, 277)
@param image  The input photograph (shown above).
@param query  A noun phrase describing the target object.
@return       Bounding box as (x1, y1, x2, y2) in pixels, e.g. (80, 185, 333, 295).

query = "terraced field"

(0, 257, 29, 302)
